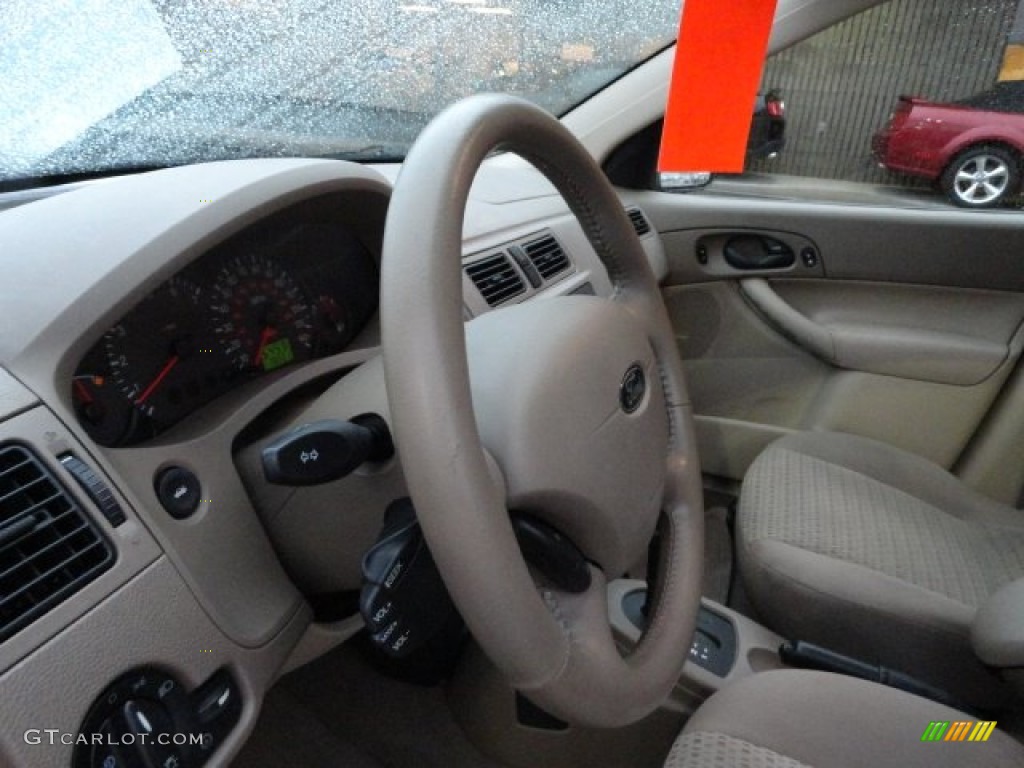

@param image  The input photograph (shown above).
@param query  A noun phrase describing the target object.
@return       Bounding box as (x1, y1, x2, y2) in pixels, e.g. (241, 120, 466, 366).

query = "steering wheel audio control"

(73, 667, 242, 768)
(360, 498, 459, 658)
(261, 414, 393, 486)
(359, 502, 593, 660)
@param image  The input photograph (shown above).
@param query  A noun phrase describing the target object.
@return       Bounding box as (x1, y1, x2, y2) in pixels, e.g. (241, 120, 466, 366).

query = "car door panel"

(742, 278, 1024, 386)
(956, 360, 1024, 506)
(664, 280, 1020, 478)
(651, 194, 1024, 290)
(632, 192, 1024, 502)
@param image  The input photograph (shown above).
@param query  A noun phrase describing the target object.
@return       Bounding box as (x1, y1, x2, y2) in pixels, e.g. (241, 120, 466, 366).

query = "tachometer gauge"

(209, 254, 315, 372)
(103, 277, 224, 431)
(72, 276, 226, 446)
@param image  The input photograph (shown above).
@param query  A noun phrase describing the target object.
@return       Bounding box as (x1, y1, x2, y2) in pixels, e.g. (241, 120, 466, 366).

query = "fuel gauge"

(71, 369, 140, 447)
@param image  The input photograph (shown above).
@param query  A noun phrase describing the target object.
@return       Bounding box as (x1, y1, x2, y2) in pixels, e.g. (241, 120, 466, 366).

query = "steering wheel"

(380, 94, 703, 727)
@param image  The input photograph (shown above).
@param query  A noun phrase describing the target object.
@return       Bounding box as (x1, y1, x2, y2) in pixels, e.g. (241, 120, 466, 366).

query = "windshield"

(1, 0, 681, 187)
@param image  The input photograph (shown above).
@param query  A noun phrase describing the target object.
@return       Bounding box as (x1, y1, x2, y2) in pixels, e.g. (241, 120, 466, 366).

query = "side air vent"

(627, 208, 652, 237)
(523, 234, 570, 280)
(465, 252, 526, 307)
(0, 444, 114, 643)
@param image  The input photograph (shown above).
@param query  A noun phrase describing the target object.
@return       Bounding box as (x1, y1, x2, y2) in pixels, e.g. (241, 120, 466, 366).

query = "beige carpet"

(233, 642, 505, 768)
(231, 683, 383, 768)
(235, 507, 735, 767)
(703, 505, 733, 604)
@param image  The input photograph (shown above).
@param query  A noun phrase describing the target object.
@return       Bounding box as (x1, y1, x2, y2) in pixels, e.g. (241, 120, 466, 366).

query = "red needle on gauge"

(73, 379, 94, 404)
(252, 326, 277, 367)
(134, 355, 179, 405)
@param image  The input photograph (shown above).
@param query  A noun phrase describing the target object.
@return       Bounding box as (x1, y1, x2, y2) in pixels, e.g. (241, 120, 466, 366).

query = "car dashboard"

(0, 157, 665, 767)
(72, 193, 380, 448)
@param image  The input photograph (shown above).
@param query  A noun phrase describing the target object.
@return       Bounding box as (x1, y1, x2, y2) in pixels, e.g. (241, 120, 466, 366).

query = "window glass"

(736, 0, 1023, 210)
(0, 0, 681, 188)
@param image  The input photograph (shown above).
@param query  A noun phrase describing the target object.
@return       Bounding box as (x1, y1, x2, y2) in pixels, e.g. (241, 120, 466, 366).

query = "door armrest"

(972, 578, 1024, 668)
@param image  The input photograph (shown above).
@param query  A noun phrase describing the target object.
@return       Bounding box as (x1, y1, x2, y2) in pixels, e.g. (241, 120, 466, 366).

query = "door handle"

(739, 278, 836, 362)
(723, 235, 795, 270)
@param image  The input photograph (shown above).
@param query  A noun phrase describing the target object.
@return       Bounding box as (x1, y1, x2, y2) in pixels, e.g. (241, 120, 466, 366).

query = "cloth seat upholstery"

(665, 670, 1024, 768)
(736, 431, 1024, 708)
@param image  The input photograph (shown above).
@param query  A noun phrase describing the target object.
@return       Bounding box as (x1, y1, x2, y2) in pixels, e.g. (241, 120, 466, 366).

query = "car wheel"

(940, 145, 1019, 208)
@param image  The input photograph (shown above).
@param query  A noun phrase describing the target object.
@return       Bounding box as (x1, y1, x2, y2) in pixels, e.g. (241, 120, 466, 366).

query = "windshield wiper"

(319, 143, 407, 163)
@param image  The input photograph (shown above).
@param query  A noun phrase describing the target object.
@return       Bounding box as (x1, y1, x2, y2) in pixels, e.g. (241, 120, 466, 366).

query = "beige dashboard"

(0, 157, 664, 767)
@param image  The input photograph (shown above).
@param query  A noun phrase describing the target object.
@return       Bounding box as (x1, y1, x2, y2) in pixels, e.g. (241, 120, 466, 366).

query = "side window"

(738, 0, 1022, 210)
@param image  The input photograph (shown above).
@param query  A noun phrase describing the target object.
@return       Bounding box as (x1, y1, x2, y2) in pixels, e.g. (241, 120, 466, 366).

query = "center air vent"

(465, 252, 526, 307)
(522, 234, 570, 280)
(0, 444, 114, 643)
(627, 208, 652, 236)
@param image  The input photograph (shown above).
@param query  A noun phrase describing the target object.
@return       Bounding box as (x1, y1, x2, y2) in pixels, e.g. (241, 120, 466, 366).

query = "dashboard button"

(154, 467, 200, 519)
(90, 719, 142, 768)
(189, 669, 243, 754)
(61, 454, 127, 527)
(359, 585, 396, 632)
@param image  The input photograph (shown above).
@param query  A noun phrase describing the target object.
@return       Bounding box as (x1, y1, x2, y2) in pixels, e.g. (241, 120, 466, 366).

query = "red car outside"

(872, 82, 1024, 208)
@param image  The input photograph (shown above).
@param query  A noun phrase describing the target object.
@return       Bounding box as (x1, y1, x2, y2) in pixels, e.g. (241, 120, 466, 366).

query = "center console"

(608, 579, 786, 707)
(447, 578, 788, 768)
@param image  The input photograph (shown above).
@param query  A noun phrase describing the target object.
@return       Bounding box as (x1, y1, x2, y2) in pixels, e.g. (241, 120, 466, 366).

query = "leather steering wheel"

(380, 94, 703, 727)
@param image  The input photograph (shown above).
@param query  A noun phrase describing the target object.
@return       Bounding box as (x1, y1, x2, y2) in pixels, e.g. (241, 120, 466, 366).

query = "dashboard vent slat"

(627, 208, 652, 236)
(0, 445, 114, 643)
(2, 538, 103, 607)
(522, 234, 570, 280)
(465, 252, 526, 307)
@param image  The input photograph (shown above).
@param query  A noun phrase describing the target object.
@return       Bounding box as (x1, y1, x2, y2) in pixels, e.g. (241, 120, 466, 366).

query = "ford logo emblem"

(619, 364, 646, 413)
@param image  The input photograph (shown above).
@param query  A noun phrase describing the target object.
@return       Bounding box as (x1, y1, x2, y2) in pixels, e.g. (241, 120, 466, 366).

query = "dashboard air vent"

(0, 444, 114, 643)
(523, 234, 570, 280)
(627, 208, 652, 236)
(465, 253, 526, 307)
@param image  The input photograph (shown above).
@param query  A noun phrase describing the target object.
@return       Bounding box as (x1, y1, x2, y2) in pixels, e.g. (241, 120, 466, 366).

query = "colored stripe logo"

(921, 721, 997, 742)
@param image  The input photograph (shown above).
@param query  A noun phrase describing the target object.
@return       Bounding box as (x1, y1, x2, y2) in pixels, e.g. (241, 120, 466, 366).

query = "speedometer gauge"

(210, 255, 315, 373)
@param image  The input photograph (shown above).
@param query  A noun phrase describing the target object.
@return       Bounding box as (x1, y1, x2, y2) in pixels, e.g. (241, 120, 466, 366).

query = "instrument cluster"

(72, 200, 379, 446)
